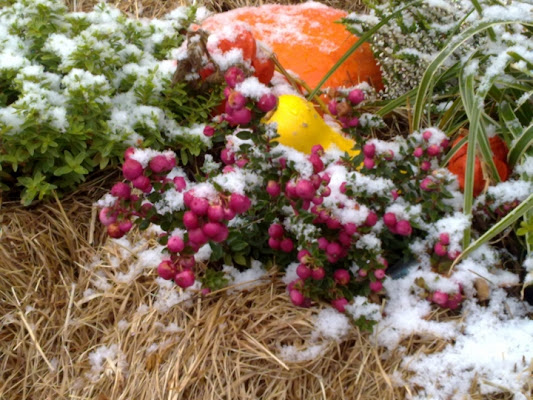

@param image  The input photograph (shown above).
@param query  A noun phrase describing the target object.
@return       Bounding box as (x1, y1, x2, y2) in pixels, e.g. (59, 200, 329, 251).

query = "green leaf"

(453, 193, 533, 267)
(413, 17, 533, 131)
(53, 165, 72, 176)
(233, 253, 247, 266)
(508, 122, 533, 168)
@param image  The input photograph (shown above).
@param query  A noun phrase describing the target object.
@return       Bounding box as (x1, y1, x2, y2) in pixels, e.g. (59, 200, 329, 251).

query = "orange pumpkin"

(448, 135, 510, 197)
(202, 3, 383, 91)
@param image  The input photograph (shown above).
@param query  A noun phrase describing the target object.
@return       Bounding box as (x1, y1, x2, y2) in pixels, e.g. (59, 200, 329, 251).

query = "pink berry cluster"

(327, 88, 365, 129)
(383, 212, 413, 237)
(99, 148, 177, 239)
(429, 289, 463, 310)
(412, 129, 450, 175)
(221, 67, 277, 127)
(361, 142, 395, 170)
(430, 232, 461, 273)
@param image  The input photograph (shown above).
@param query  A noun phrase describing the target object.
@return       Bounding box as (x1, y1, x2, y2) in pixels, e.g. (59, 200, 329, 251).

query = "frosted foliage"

(86, 344, 128, 382)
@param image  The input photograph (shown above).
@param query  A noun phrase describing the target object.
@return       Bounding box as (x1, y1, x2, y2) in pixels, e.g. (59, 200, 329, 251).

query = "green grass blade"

(441, 135, 468, 166)
(412, 18, 533, 131)
(500, 101, 524, 139)
(458, 71, 478, 247)
(452, 193, 533, 266)
(307, 0, 423, 101)
(375, 88, 417, 117)
(508, 122, 533, 167)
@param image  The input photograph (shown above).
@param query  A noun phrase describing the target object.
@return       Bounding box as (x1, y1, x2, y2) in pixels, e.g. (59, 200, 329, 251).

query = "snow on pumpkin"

(202, 3, 383, 91)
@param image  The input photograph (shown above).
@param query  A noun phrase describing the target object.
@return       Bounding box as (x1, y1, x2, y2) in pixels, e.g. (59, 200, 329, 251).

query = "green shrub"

(0, 0, 221, 205)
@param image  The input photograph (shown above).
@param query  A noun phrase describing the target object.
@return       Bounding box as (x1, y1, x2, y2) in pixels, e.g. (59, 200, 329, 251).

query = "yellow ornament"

(265, 95, 358, 156)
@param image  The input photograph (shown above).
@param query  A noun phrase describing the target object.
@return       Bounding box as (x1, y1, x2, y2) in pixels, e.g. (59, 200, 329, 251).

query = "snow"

(223, 260, 269, 292)
(86, 344, 128, 382)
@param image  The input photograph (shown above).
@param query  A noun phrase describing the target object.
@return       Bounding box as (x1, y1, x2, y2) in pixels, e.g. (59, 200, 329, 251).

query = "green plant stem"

(307, 0, 423, 101)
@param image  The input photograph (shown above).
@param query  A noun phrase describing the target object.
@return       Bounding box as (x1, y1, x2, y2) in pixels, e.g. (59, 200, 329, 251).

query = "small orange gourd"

(448, 134, 510, 197)
(202, 4, 383, 90)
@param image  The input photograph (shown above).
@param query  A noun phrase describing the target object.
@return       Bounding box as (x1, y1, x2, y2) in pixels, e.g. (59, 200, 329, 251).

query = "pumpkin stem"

(268, 51, 329, 115)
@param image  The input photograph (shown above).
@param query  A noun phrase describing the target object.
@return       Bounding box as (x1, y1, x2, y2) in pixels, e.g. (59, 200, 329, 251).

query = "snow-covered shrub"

(0, 0, 221, 204)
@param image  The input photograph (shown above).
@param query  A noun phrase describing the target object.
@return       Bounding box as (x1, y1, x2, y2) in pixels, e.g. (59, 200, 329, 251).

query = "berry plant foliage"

(0, 0, 222, 205)
(90, 0, 533, 326)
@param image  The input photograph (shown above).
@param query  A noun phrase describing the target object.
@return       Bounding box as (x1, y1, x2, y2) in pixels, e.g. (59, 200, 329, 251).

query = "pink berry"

(207, 204, 225, 222)
(183, 211, 199, 229)
(180, 256, 196, 269)
(190, 197, 209, 216)
(157, 260, 176, 280)
(297, 249, 311, 262)
(168, 236, 185, 253)
(396, 220, 412, 236)
(422, 130, 432, 141)
(363, 143, 376, 158)
(312, 196, 323, 205)
(333, 269, 350, 285)
(295, 179, 315, 200)
(383, 212, 397, 228)
(280, 238, 294, 253)
(413, 147, 424, 158)
(369, 281, 383, 292)
(203, 125, 215, 137)
(257, 93, 277, 112)
(122, 158, 143, 181)
(119, 220, 133, 233)
(227, 107, 252, 126)
(289, 289, 305, 306)
(132, 175, 152, 193)
(111, 182, 131, 199)
(344, 223, 357, 235)
(173, 176, 186, 192)
(431, 291, 449, 307)
(309, 153, 324, 173)
(229, 193, 251, 214)
(317, 237, 329, 250)
(188, 227, 207, 245)
(447, 250, 461, 260)
(326, 217, 342, 230)
(427, 144, 441, 157)
(223, 166, 235, 174)
(331, 298, 349, 313)
(224, 66, 245, 88)
(227, 91, 247, 110)
(391, 190, 399, 200)
(268, 237, 281, 250)
(348, 89, 365, 105)
(203, 222, 223, 238)
(327, 99, 337, 115)
(339, 182, 348, 194)
(365, 211, 378, 227)
(311, 267, 326, 280)
(440, 139, 450, 148)
(439, 233, 450, 245)
(296, 264, 312, 280)
(220, 148, 235, 165)
(212, 224, 229, 243)
(124, 147, 135, 160)
(175, 270, 195, 288)
(326, 242, 342, 258)
(268, 223, 284, 239)
(358, 269, 368, 277)
(374, 269, 386, 280)
(149, 154, 175, 174)
(235, 158, 248, 168)
(223, 207, 236, 221)
(434, 242, 447, 257)
(183, 190, 194, 208)
(420, 161, 431, 171)
(338, 231, 352, 246)
(446, 292, 462, 310)
(363, 157, 375, 169)
(420, 176, 436, 191)
(266, 180, 281, 197)
(99, 207, 117, 226)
